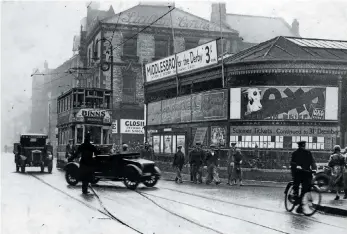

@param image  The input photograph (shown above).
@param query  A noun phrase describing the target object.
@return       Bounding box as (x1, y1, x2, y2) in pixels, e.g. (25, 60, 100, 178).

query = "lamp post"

(92, 38, 114, 143)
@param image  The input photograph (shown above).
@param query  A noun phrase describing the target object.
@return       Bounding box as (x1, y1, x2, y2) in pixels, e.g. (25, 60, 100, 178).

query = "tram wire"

(29, 174, 144, 234)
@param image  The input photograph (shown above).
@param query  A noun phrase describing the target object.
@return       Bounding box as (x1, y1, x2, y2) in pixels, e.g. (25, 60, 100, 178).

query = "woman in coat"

(328, 145, 346, 200)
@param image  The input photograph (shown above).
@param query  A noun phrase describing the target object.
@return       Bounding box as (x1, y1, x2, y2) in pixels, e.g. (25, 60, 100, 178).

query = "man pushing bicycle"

(290, 140, 317, 214)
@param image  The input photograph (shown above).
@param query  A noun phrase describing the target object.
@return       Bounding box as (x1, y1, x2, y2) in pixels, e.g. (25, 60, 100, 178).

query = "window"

(292, 136, 325, 150)
(217, 38, 228, 55)
(122, 70, 136, 102)
(88, 48, 91, 66)
(77, 128, 83, 144)
(103, 129, 109, 144)
(123, 35, 137, 57)
(155, 36, 172, 58)
(230, 135, 283, 149)
(185, 38, 199, 50)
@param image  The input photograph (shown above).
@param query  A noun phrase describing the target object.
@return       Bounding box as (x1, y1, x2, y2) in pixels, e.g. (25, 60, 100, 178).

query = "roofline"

(21, 133, 48, 136)
(101, 4, 238, 34)
(226, 58, 347, 66)
(284, 36, 347, 43)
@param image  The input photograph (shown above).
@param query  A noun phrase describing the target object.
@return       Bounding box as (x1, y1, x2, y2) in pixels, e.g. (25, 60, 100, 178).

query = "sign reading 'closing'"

(120, 119, 145, 134)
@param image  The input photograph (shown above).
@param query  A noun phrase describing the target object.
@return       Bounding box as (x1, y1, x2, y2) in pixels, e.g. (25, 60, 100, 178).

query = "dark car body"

(64, 152, 161, 190)
(13, 134, 53, 173)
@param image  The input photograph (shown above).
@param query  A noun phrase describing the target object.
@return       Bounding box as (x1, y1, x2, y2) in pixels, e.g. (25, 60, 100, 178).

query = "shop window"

(151, 134, 186, 155)
(77, 128, 83, 144)
(230, 135, 283, 149)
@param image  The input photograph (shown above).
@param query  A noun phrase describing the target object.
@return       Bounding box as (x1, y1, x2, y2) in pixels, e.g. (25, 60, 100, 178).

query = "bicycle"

(284, 167, 322, 216)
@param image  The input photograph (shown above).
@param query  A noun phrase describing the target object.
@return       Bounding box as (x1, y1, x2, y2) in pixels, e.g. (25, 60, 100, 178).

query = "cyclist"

(290, 140, 317, 213)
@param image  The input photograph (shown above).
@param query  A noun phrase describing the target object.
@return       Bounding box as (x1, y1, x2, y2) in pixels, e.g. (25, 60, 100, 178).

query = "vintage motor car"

(13, 133, 53, 173)
(64, 151, 161, 190)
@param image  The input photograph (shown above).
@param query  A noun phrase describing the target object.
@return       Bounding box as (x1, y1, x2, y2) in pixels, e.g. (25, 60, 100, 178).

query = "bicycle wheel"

(302, 185, 322, 216)
(284, 183, 296, 212)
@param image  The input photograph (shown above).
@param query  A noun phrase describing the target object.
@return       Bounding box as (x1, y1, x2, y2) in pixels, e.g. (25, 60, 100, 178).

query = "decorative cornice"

(226, 62, 347, 76)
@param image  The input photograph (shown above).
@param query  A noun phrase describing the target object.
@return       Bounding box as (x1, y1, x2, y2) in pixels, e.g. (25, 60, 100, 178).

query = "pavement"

(2, 153, 347, 234)
(161, 171, 347, 217)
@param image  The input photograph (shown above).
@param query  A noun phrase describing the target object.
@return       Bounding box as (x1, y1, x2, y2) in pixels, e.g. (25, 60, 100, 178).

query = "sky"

(1, 0, 347, 139)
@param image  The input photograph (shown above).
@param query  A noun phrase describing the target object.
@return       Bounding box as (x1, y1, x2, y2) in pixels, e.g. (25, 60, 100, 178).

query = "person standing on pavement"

(205, 144, 221, 185)
(69, 133, 99, 194)
(188, 145, 195, 182)
(343, 147, 347, 199)
(227, 143, 237, 185)
(328, 145, 345, 200)
(189, 143, 204, 184)
(290, 141, 317, 213)
(233, 148, 243, 186)
(173, 145, 185, 183)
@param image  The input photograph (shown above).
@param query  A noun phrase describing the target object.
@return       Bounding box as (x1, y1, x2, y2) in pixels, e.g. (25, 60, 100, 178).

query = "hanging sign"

(145, 40, 218, 82)
(112, 121, 118, 134)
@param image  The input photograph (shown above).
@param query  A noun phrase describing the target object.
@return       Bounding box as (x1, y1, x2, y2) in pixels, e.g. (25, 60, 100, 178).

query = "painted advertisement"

(161, 95, 191, 124)
(145, 40, 218, 82)
(74, 109, 111, 124)
(147, 101, 162, 125)
(230, 87, 338, 120)
(192, 90, 228, 121)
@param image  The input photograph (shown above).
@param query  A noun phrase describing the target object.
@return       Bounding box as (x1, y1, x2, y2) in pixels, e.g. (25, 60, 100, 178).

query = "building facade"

(85, 3, 242, 144)
(144, 36, 347, 169)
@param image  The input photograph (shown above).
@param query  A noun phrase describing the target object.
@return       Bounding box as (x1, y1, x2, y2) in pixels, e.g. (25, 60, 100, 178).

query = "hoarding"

(120, 119, 145, 134)
(230, 87, 338, 121)
(147, 89, 228, 125)
(145, 40, 218, 82)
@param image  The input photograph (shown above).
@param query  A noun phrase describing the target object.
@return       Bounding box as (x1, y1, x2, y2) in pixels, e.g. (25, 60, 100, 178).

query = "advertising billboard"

(230, 87, 338, 121)
(147, 89, 228, 125)
(145, 40, 218, 82)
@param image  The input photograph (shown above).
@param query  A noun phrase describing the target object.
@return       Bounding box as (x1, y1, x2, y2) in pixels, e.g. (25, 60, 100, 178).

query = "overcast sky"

(1, 0, 347, 126)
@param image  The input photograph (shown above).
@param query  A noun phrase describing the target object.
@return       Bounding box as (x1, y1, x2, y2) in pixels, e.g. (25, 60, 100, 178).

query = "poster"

(164, 135, 172, 154)
(120, 119, 145, 134)
(192, 90, 227, 121)
(147, 101, 161, 125)
(153, 136, 160, 153)
(236, 86, 335, 120)
(177, 135, 186, 155)
(211, 126, 226, 146)
(161, 95, 191, 124)
(193, 127, 208, 145)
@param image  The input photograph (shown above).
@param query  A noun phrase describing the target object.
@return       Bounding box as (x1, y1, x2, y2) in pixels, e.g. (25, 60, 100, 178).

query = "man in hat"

(189, 142, 205, 184)
(290, 140, 317, 213)
(233, 148, 243, 186)
(120, 143, 129, 153)
(70, 133, 99, 194)
(328, 145, 345, 200)
(205, 144, 221, 185)
(173, 145, 185, 183)
(227, 143, 237, 185)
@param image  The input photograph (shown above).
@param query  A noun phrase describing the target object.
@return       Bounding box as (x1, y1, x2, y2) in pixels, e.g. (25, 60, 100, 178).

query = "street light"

(92, 38, 113, 112)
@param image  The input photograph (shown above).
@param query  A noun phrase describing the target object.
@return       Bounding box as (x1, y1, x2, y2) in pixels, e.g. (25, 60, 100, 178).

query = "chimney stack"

(292, 19, 300, 36)
(211, 3, 227, 26)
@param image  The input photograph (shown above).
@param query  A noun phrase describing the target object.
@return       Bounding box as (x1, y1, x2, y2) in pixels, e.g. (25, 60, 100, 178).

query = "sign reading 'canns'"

(145, 40, 218, 82)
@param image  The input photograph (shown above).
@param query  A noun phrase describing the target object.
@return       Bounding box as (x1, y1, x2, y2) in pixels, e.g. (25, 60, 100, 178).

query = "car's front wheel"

(143, 175, 159, 187)
(123, 165, 141, 190)
(65, 169, 79, 186)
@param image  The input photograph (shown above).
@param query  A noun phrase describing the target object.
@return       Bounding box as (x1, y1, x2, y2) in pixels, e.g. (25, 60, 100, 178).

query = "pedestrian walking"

(188, 145, 195, 182)
(328, 145, 345, 200)
(205, 144, 221, 185)
(227, 143, 236, 185)
(233, 148, 243, 186)
(70, 133, 99, 194)
(189, 142, 204, 184)
(173, 145, 185, 183)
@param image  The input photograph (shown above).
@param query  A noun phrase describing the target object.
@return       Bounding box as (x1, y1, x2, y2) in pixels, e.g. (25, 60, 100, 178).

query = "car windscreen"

(20, 137, 46, 147)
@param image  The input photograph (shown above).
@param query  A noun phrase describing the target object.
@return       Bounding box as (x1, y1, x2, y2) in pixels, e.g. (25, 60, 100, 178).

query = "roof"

(226, 14, 297, 44)
(225, 36, 347, 64)
(102, 4, 237, 34)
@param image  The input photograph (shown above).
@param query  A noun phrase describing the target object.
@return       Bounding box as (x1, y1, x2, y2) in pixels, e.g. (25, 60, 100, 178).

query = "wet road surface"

(2, 153, 346, 234)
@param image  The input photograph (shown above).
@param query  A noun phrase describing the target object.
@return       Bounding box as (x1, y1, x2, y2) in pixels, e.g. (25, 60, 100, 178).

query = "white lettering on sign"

(112, 121, 117, 134)
(120, 119, 145, 134)
(145, 40, 218, 82)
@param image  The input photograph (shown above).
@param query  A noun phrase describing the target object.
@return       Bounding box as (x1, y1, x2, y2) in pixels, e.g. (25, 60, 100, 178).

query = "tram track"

(29, 174, 144, 234)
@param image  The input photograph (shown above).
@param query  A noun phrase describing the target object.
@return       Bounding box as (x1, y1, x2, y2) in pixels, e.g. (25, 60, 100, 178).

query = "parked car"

(13, 133, 53, 173)
(64, 152, 161, 190)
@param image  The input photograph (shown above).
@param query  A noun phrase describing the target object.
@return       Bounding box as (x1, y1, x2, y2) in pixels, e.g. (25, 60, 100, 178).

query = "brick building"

(85, 3, 243, 144)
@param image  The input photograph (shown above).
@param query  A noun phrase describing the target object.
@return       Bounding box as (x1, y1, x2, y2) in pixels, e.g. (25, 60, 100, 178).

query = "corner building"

(144, 36, 347, 169)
